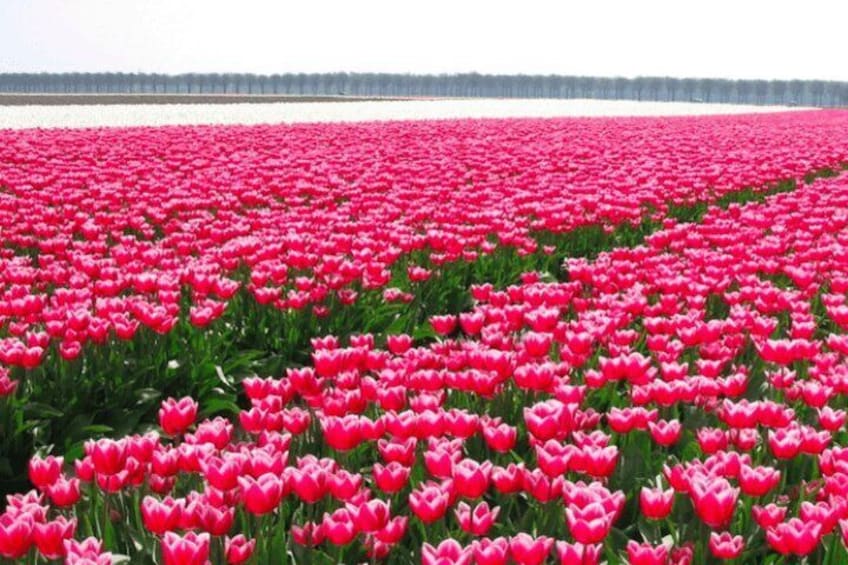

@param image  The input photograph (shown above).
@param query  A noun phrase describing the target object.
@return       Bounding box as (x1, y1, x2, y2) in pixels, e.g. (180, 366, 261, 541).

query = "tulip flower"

(290, 522, 326, 547)
(640, 486, 674, 520)
(648, 419, 682, 446)
(472, 537, 509, 565)
(28, 455, 63, 489)
(141, 496, 182, 535)
(409, 484, 451, 524)
(709, 532, 744, 559)
(627, 540, 669, 565)
(199, 503, 235, 536)
(329, 469, 363, 501)
(454, 501, 500, 536)
(509, 533, 554, 565)
(33, 516, 76, 560)
(739, 464, 781, 497)
(87, 438, 127, 476)
(689, 477, 739, 529)
(765, 518, 822, 556)
(555, 541, 602, 565)
(373, 461, 411, 493)
(237, 473, 284, 515)
(753, 504, 788, 529)
(64, 537, 112, 565)
(2, 111, 848, 565)
(492, 463, 524, 494)
(161, 532, 210, 565)
(0, 514, 33, 560)
(322, 508, 357, 546)
(565, 502, 614, 544)
(225, 535, 256, 564)
(0, 370, 17, 397)
(158, 396, 199, 436)
(422, 538, 472, 565)
(347, 498, 391, 532)
(452, 459, 491, 499)
(46, 475, 81, 507)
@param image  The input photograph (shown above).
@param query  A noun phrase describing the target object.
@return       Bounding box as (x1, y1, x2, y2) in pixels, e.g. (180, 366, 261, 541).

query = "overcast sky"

(1, 0, 846, 80)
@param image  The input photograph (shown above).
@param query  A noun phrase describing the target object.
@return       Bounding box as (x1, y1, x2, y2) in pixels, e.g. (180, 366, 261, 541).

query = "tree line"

(0, 72, 846, 107)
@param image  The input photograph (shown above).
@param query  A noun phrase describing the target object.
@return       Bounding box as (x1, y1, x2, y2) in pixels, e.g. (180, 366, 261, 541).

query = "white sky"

(1, 0, 846, 80)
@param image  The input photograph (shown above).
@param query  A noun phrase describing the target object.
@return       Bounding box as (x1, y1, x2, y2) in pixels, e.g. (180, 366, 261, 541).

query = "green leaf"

(22, 402, 64, 419)
(63, 442, 86, 463)
(412, 324, 437, 341)
(0, 457, 13, 479)
(134, 388, 161, 404)
(214, 365, 235, 389)
(200, 397, 240, 418)
(14, 420, 41, 435)
(81, 424, 115, 435)
(384, 315, 408, 335)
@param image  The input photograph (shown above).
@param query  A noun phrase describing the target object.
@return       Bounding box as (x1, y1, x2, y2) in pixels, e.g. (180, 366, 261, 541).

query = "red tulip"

(28, 455, 63, 489)
(64, 537, 112, 565)
(640, 486, 674, 520)
(627, 541, 668, 565)
(199, 503, 235, 536)
(509, 533, 554, 565)
(377, 437, 417, 466)
(225, 535, 256, 564)
(472, 537, 509, 565)
(322, 508, 357, 546)
(237, 473, 284, 515)
(739, 464, 780, 497)
(33, 516, 76, 560)
(386, 334, 413, 355)
(161, 531, 210, 565)
(709, 532, 744, 559)
(429, 315, 457, 336)
(454, 501, 500, 536)
(87, 438, 127, 476)
(141, 496, 182, 535)
(452, 459, 491, 499)
(347, 498, 390, 532)
(689, 477, 738, 529)
(492, 464, 524, 494)
(373, 461, 411, 493)
(289, 466, 328, 503)
(46, 475, 80, 507)
(765, 518, 822, 556)
(753, 504, 788, 529)
(375, 515, 408, 544)
(0, 514, 33, 560)
(290, 522, 326, 547)
(320, 415, 363, 451)
(555, 541, 602, 565)
(159, 396, 199, 436)
(565, 502, 614, 544)
(648, 419, 682, 446)
(329, 469, 363, 501)
(409, 484, 450, 524)
(201, 454, 242, 491)
(0, 371, 18, 397)
(522, 468, 563, 503)
(768, 427, 803, 460)
(422, 538, 472, 565)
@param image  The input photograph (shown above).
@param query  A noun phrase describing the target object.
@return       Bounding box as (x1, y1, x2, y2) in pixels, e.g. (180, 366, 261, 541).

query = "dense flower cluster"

(1, 111, 848, 376)
(5, 165, 848, 562)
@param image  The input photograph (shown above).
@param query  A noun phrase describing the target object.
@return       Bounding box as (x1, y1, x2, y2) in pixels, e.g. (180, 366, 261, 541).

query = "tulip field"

(3, 109, 848, 563)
